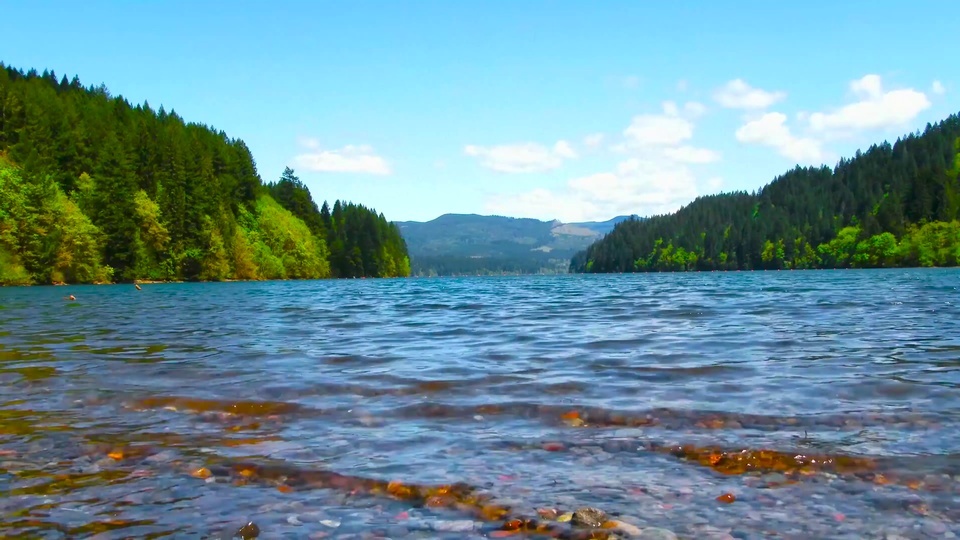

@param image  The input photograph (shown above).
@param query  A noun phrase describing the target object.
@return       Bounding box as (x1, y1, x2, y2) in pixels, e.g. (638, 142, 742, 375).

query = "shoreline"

(4, 265, 957, 287)
(4, 275, 406, 288)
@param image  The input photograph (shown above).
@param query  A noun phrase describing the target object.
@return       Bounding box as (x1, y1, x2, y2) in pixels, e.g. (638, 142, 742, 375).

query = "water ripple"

(1, 269, 959, 538)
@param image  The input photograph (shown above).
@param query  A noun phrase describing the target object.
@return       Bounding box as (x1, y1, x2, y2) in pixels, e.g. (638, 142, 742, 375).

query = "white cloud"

(486, 154, 703, 222)
(850, 74, 883, 99)
(486, 102, 719, 222)
(807, 74, 930, 135)
(662, 100, 680, 117)
(293, 142, 391, 175)
(616, 101, 715, 155)
(660, 100, 707, 120)
(736, 112, 824, 164)
(623, 75, 640, 89)
(932, 80, 946, 95)
(676, 79, 689, 92)
(298, 136, 321, 148)
(662, 145, 721, 164)
(582, 133, 605, 149)
(622, 109, 693, 147)
(714, 79, 786, 109)
(485, 188, 597, 223)
(684, 101, 708, 118)
(553, 140, 578, 159)
(464, 140, 577, 173)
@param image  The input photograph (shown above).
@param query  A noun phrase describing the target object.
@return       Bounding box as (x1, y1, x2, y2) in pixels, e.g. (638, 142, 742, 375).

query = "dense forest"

(0, 63, 410, 285)
(571, 113, 960, 273)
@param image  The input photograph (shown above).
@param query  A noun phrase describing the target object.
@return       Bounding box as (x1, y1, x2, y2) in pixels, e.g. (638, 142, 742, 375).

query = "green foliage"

(817, 226, 860, 268)
(571, 118, 960, 273)
(231, 226, 259, 280)
(0, 248, 31, 285)
(323, 201, 411, 278)
(852, 232, 898, 268)
(252, 195, 330, 279)
(0, 63, 410, 285)
(266, 167, 325, 238)
(0, 157, 110, 284)
(899, 221, 960, 267)
(49, 189, 112, 283)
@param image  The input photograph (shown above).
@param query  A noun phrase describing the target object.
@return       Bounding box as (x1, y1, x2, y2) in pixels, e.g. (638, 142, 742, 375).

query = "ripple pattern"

(1, 269, 959, 539)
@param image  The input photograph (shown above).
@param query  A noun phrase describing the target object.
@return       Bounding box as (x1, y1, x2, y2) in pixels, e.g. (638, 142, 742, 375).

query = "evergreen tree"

(571, 115, 960, 274)
(0, 62, 411, 284)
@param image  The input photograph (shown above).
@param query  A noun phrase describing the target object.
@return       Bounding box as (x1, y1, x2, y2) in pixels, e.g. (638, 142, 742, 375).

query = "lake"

(1, 270, 959, 539)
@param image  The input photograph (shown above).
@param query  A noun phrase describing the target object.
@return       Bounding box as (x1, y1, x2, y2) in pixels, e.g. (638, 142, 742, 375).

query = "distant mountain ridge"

(395, 213, 637, 275)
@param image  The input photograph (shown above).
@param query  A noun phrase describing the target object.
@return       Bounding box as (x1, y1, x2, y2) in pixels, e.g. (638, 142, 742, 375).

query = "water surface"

(1, 270, 959, 539)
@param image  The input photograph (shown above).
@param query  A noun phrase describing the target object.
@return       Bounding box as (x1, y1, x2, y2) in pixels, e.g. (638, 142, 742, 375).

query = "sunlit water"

(1, 270, 959, 539)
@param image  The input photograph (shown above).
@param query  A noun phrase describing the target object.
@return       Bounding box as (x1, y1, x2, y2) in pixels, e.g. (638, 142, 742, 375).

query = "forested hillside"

(571, 114, 960, 273)
(266, 168, 409, 278)
(0, 63, 409, 285)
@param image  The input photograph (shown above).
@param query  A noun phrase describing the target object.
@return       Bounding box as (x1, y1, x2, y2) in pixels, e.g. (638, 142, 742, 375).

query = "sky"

(1, 1, 958, 223)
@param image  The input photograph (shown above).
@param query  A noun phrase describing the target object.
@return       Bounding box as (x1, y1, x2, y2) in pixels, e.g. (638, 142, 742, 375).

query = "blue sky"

(2, 1, 957, 223)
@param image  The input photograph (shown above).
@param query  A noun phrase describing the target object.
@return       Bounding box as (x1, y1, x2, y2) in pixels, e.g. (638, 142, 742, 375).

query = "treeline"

(266, 168, 410, 279)
(0, 63, 410, 285)
(571, 113, 960, 273)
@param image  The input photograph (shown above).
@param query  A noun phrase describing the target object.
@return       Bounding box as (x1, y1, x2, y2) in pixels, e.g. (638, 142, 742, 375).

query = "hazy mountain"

(395, 213, 636, 275)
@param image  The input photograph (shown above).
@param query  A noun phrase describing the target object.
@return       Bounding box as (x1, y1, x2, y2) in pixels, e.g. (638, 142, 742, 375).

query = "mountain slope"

(571, 114, 960, 273)
(396, 214, 634, 275)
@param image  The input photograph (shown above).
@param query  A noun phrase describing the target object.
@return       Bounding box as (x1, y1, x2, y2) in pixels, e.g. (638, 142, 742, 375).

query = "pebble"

(385, 525, 410, 537)
(612, 520, 644, 537)
(761, 473, 788, 487)
(537, 508, 559, 519)
(287, 515, 303, 526)
(320, 519, 341, 528)
(430, 520, 476, 532)
(572, 507, 608, 527)
(236, 522, 260, 539)
(637, 527, 679, 540)
(921, 519, 947, 535)
(143, 450, 178, 464)
(258, 502, 303, 513)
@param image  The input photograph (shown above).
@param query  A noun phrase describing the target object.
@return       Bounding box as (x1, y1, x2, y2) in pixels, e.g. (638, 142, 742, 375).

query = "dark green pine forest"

(571, 113, 960, 273)
(0, 63, 410, 285)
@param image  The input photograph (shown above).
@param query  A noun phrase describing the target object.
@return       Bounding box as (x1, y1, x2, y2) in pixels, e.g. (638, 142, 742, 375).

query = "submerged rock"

(611, 520, 644, 537)
(430, 520, 477, 532)
(571, 507, 608, 527)
(637, 527, 679, 540)
(236, 521, 260, 539)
